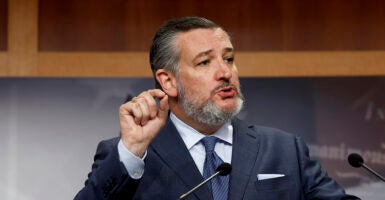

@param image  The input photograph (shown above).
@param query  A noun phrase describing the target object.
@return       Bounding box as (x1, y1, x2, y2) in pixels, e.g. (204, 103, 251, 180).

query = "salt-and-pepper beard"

(177, 80, 244, 126)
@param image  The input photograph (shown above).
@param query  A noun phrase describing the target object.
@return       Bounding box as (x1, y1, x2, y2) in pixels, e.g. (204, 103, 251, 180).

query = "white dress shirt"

(170, 112, 233, 174)
(118, 112, 233, 179)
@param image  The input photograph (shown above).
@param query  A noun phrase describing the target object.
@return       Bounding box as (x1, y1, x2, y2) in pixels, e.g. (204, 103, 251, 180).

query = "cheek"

(182, 80, 212, 100)
(178, 70, 216, 98)
(231, 75, 241, 87)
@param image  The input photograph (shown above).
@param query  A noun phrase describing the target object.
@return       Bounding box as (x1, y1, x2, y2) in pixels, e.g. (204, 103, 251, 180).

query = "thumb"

(157, 94, 169, 119)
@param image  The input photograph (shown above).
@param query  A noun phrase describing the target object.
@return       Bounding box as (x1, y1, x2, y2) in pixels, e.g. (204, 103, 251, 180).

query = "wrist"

(121, 138, 148, 158)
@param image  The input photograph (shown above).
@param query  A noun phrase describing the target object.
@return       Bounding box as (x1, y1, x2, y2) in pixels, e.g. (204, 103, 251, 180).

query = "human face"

(175, 28, 244, 126)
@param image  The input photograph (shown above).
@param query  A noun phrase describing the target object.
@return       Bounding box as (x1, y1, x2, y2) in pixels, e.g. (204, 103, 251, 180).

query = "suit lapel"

(150, 118, 212, 200)
(228, 118, 260, 200)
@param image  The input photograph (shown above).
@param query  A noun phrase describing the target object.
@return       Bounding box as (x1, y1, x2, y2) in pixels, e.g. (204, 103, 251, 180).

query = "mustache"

(212, 81, 242, 97)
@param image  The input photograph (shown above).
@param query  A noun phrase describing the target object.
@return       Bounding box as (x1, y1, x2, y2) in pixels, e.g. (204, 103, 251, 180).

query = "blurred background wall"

(1, 0, 385, 199)
(1, 0, 385, 77)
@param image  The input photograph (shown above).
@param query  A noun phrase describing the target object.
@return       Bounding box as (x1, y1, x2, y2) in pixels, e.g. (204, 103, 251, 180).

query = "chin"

(218, 104, 238, 113)
(218, 99, 238, 108)
(221, 97, 244, 113)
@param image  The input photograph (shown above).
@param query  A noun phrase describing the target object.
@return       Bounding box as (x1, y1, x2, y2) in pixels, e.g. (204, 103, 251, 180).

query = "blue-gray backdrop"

(0, 77, 384, 200)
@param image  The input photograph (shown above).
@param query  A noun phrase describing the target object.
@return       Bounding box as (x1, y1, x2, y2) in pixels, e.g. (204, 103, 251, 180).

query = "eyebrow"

(193, 47, 234, 61)
(193, 50, 213, 62)
(224, 47, 234, 53)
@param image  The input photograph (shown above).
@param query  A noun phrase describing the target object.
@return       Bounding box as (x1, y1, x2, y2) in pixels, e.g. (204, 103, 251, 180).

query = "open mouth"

(222, 87, 233, 92)
(217, 86, 236, 98)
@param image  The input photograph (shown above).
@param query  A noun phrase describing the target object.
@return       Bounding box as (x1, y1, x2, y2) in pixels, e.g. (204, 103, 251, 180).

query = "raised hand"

(119, 89, 169, 157)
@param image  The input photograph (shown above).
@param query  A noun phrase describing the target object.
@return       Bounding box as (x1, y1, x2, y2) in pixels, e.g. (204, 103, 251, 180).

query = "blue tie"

(201, 136, 229, 200)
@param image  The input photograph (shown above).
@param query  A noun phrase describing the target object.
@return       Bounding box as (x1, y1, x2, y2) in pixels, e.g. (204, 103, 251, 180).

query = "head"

(150, 16, 244, 132)
(150, 17, 221, 88)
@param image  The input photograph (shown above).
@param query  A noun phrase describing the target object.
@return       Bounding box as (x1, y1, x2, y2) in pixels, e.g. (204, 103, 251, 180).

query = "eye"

(224, 57, 234, 64)
(197, 60, 210, 67)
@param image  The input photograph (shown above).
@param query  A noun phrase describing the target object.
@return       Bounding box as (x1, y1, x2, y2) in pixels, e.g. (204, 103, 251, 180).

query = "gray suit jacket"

(75, 117, 359, 200)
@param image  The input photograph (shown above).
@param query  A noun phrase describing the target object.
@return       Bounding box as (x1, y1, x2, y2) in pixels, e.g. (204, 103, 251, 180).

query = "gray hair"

(149, 16, 224, 89)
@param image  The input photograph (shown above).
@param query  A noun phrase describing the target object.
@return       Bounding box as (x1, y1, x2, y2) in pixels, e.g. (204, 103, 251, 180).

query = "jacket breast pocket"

(254, 175, 291, 191)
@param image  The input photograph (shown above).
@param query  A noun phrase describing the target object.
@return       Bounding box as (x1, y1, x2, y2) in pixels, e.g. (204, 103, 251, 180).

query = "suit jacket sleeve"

(74, 138, 140, 200)
(295, 137, 359, 199)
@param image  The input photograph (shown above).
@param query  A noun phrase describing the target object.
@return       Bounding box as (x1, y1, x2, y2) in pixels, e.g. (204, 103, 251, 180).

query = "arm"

(75, 89, 169, 199)
(74, 139, 140, 200)
(296, 137, 360, 200)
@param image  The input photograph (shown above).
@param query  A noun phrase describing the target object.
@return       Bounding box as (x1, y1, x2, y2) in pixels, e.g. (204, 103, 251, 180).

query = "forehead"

(175, 28, 233, 55)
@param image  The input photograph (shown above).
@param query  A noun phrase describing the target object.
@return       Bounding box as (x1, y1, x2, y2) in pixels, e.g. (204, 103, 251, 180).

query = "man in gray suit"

(75, 16, 359, 200)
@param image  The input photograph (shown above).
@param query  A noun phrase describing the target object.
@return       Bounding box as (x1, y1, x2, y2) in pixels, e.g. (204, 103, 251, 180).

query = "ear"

(155, 69, 178, 97)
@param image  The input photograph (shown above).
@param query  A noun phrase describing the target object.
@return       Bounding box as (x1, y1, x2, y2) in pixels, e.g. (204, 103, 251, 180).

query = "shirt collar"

(170, 112, 233, 150)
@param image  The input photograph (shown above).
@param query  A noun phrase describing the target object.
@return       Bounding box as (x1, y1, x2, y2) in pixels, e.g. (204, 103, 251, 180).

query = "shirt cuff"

(117, 139, 146, 179)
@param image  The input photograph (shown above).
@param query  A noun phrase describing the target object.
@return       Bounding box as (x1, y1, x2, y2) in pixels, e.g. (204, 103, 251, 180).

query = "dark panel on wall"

(311, 77, 385, 188)
(39, 0, 385, 51)
(0, 0, 7, 51)
(37, 0, 283, 51)
(282, 0, 385, 50)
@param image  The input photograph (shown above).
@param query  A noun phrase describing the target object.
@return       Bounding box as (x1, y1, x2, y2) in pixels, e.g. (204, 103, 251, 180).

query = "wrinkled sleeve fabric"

(74, 138, 141, 200)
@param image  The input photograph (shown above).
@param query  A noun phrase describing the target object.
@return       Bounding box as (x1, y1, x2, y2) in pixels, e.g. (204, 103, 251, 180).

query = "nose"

(215, 60, 233, 81)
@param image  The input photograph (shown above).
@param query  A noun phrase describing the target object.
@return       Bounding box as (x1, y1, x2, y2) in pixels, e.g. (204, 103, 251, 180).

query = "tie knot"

(201, 136, 218, 153)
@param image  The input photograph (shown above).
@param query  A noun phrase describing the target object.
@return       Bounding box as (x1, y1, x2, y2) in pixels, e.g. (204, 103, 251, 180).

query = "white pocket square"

(257, 174, 285, 181)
